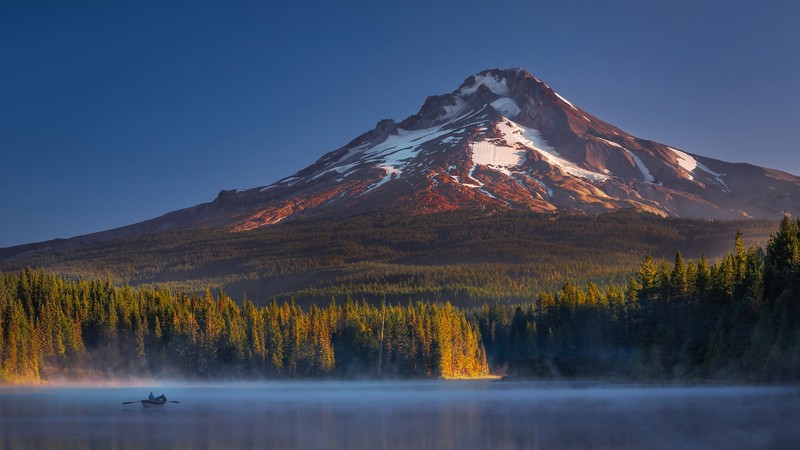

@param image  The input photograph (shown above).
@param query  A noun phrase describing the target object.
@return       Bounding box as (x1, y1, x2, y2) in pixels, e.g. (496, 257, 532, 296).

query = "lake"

(1, 381, 799, 449)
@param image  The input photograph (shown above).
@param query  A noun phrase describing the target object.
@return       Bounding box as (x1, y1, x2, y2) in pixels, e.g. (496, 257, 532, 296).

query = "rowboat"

(123, 395, 179, 407)
(141, 398, 167, 407)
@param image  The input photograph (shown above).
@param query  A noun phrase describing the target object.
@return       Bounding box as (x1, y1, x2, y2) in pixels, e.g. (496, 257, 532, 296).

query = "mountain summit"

(5, 68, 800, 254)
(213, 67, 799, 231)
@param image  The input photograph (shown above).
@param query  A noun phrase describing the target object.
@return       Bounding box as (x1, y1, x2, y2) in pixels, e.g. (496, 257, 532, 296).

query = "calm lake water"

(1, 381, 799, 449)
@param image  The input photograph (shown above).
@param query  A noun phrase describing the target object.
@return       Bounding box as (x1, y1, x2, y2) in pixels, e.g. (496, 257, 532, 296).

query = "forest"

(475, 215, 800, 380)
(0, 209, 778, 306)
(0, 272, 488, 382)
(1, 214, 798, 383)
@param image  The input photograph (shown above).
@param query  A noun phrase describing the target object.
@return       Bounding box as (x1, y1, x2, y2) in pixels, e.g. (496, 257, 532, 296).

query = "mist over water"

(1, 381, 799, 449)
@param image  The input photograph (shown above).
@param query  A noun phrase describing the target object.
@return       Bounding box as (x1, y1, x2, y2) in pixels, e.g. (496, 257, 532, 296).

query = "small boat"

(123, 394, 179, 407)
(141, 398, 167, 407)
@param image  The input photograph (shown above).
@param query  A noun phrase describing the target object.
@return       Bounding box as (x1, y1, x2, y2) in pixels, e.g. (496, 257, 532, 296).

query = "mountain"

(213, 67, 800, 231)
(3, 68, 800, 258)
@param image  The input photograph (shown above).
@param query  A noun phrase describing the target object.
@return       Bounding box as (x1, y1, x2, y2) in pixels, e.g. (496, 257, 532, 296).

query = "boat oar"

(121, 399, 180, 404)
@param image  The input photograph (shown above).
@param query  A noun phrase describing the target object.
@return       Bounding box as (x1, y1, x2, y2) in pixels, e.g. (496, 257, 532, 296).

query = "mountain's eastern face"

(203, 67, 799, 232)
(5, 68, 800, 255)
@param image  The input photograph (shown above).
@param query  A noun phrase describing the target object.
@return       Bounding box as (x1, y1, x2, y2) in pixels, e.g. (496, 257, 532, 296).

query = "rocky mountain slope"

(3, 68, 799, 258)
(225, 67, 799, 230)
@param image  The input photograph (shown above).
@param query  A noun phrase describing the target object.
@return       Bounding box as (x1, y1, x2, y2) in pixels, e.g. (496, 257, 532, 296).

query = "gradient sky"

(2, 0, 799, 247)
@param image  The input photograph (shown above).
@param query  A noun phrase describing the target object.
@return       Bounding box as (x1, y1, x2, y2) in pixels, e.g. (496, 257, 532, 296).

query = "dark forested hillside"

(0, 210, 778, 306)
(474, 215, 800, 381)
(1, 215, 798, 383)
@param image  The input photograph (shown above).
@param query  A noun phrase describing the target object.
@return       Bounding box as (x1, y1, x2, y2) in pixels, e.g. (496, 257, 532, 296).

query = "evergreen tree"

(670, 251, 688, 296)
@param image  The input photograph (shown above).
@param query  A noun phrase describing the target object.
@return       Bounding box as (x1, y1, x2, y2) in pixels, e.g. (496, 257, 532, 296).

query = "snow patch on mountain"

(460, 74, 510, 96)
(625, 149, 655, 183)
(440, 136, 461, 146)
(438, 100, 490, 124)
(695, 161, 730, 193)
(439, 97, 468, 122)
(341, 107, 503, 193)
(311, 162, 360, 181)
(489, 97, 521, 117)
(514, 173, 554, 199)
(364, 165, 400, 194)
(533, 177, 554, 198)
(352, 125, 454, 180)
(464, 165, 484, 188)
(596, 138, 655, 183)
(498, 119, 610, 182)
(554, 93, 578, 111)
(696, 162, 729, 192)
(669, 147, 698, 175)
(471, 140, 526, 168)
(277, 176, 300, 187)
(596, 137, 623, 149)
(669, 147, 730, 191)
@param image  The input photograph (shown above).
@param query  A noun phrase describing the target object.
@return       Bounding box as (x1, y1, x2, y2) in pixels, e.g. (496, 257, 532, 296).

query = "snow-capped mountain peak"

(205, 67, 800, 231)
(6, 67, 796, 257)
(33, 68, 795, 242)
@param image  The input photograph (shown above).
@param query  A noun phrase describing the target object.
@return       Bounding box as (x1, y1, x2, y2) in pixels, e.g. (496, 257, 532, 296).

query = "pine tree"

(670, 251, 688, 296)
(765, 214, 800, 300)
(696, 255, 711, 296)
(636, 256, 659, 299)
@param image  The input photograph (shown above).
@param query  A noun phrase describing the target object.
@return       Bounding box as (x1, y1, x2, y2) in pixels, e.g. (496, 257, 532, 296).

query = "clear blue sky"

(2, 0, 799, 247)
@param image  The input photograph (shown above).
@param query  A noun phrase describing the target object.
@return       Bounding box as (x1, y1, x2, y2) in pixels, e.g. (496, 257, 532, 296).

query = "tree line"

(1, 209, 776, 306)
(475, 215, 800, 380)
(1, 215, 798, 383)
(0, 272, 487, 383)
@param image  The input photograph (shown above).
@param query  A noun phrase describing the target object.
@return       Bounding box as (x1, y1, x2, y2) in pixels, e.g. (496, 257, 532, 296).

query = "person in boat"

(155, 394, 166, 402)
(149, 392, 155, 400)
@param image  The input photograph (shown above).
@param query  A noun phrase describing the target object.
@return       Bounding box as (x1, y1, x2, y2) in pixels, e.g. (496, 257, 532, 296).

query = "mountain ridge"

(211, 67, 799, 231)
(2, 67, 799, 257)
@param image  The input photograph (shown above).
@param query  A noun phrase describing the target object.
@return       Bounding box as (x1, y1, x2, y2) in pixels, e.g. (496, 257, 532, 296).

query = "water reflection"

(1, 382, 798, 449)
